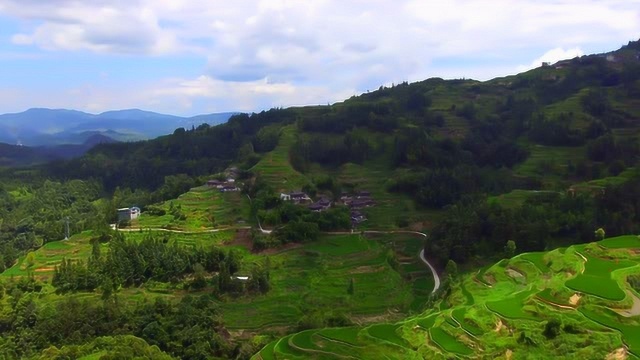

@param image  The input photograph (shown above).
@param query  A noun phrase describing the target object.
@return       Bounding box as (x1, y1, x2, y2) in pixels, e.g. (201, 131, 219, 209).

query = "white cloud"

(518, 47, 585, 72)
(0, 0, 639, 113)
(151, 75, 354, 113)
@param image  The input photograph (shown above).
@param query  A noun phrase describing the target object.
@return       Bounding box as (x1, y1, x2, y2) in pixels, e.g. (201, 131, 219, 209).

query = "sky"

(0, 0, 638, 116)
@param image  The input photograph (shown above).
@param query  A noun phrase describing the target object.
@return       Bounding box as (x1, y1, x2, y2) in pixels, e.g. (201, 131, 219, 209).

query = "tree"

(504, 240, 516, 258)
(543, 319, 562, 339)
(25, 252, 36, 268)
(445, 259, 458, 280)
(91, 239, 101, 261)
(347, 278, 354, 295)
(594, 228, 605, 241)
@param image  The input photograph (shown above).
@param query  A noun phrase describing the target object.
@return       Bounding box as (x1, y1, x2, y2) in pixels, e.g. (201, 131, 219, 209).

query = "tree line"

(52, 232, 270, 297)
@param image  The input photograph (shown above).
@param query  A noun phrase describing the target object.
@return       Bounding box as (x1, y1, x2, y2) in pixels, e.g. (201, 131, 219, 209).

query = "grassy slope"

(221, 233, 432, 331)
(136, 185, 252, 231)
(250, 125, 311, 192)
(3, 228, 433, 336)
(255, 235, 640, 359)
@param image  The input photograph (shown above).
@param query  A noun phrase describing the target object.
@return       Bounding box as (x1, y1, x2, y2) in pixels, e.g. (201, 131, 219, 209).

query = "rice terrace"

(255, 235, 640, 359)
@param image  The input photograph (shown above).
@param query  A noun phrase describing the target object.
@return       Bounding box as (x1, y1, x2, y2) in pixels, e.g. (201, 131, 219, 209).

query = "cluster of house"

(340, 191, 376, 209)
(117, 207, 141, 222)
(280, 192, 312, 204)
(339, 191, 376, 227)
(206, 167, 243, 192)
(207, 179, 240, 192)
(279, 190, 376, 228)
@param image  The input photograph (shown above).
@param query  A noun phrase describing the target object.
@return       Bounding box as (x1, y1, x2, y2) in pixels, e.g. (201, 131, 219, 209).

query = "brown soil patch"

(614, 291, 640, 317)
(349, 266, 383, 274)
(262, 242, 303, 255)
(485, 274, 497, 286)
(506, 268, 525, 280)
(537, 296, 575, 310)
(34, 267, 55, 272)
(494, 319, 506, 332)
(409, 222, 427, 231)
(606, 347, 628, 360)
(569, 293, 582, 306)
(351, 310, 403, 326)
(226, 229, 253, 250)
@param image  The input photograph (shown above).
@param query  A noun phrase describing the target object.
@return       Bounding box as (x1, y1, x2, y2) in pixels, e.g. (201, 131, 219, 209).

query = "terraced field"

(136, 185, 252, 231)
(250, 125, 311, 192)
(221, 233, 431, 331)
(254, 235, 640, 359)
(1, 229, 238, 282)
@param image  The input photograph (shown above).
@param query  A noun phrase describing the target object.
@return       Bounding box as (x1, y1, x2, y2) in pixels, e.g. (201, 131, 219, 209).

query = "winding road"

(364, 230, 441, 294)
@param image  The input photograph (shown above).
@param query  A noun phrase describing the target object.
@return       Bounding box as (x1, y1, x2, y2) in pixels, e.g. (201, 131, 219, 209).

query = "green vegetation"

(565, 251, 635, 300)
(257, 236, 640, 359)
(0, 41, 640, 359)
(136, 185, 252, 230)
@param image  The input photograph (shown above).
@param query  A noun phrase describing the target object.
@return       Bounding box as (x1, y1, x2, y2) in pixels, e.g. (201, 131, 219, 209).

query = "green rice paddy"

(255, 235, 640, 359)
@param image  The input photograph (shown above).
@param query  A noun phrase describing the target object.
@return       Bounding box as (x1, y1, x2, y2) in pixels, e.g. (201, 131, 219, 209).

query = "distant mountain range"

(0, 134, 119, 167)
(0, 108, 236, 146)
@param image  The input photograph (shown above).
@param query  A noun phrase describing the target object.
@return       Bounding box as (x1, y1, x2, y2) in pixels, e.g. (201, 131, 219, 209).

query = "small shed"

(118, 207, 140, 222)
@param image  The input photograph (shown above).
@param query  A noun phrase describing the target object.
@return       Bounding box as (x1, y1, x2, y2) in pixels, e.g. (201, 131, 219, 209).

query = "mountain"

(0, 108, 236, 146)
(0, 134, 118, 167)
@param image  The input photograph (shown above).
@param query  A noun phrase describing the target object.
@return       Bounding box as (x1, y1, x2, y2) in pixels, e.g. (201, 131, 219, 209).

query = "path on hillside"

(364, 230, 441, 293)
(245, 194, 273, 234)
(116, 226, 251, 234)
(315, 229, 440, 294)
(126, 197, 440, 294)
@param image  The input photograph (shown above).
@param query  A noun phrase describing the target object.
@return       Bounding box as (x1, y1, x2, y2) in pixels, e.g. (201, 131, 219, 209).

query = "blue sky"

(0, 0, 638, 116)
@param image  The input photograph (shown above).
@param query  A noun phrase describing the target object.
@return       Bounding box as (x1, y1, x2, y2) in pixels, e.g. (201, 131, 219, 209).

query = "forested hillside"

(0, 40, 639, 359)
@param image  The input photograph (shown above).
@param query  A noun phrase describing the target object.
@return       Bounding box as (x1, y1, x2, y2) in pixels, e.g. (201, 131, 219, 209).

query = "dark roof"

(290, 192, 307, 197)
(318, 198, 331, 206)
(350, 199, 374, 207)
(208, 179, 223, 184)
(357, 191, 371, 196)
(308, 203, 324, 211)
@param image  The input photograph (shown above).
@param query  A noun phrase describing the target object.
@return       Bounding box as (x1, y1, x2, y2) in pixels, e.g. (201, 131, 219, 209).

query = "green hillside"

(0, 41, 639, 359)
(255, 235, 640, 359)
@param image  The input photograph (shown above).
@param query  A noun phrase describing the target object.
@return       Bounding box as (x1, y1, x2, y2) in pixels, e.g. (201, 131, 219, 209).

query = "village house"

(117, 207, 141, 222)
(220, 185, 240, 192)
(308, 197, 332, 212)
(280, 191, 311, 204)
(350, 210, 366, 223)
(350, 210, 367, 228)
(207, 179, 224, 188)
(308, 203, 325, 212)
(356, 191, 371, 199)
(349, 198, 375, 210)
(226, 167, 240, 178)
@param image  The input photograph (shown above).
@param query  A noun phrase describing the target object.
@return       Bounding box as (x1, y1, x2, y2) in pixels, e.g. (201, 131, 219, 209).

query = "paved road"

(363, 230, 440, 294)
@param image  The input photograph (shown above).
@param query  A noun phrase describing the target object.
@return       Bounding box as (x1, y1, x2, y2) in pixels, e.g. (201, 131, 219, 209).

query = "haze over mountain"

(0, 108, 236, 146)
